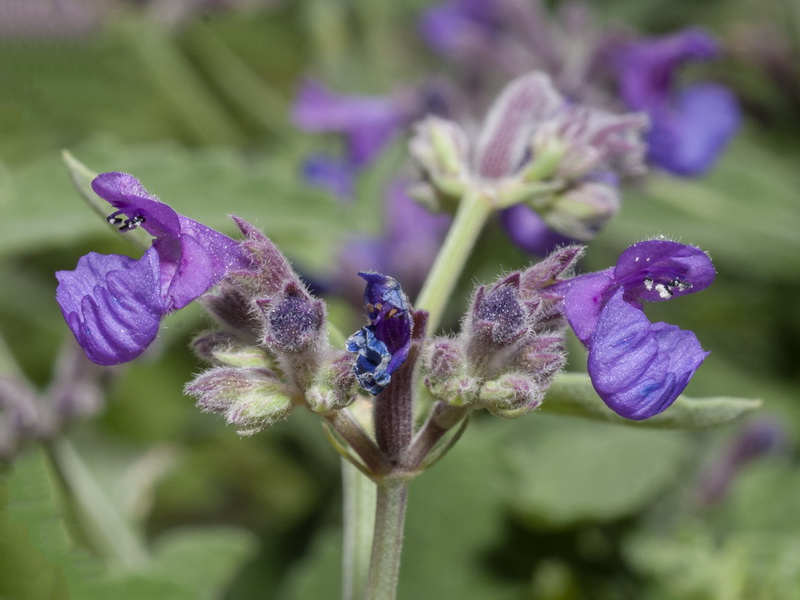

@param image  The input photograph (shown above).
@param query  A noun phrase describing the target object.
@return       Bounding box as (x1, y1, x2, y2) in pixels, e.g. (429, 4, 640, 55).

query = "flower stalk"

(364, 477, 411, 600)
(414, 188, 493, 332)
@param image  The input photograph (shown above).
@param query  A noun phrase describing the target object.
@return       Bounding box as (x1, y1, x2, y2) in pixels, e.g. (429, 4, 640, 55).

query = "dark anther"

(670, 278, 691, 292)
(119, 215, 146, 232)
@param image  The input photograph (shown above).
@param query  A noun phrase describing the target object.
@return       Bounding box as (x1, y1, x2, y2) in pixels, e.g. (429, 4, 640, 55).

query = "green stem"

(45, 438, 150, 570)
(364, 478, 410, 600)
(414, 188, 493, 333)
(342, 460, 377, 600)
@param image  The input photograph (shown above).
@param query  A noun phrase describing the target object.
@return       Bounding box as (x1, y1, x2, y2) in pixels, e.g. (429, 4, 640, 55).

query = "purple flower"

(334, 179, 450, 303)
(292, 79, 411, 167)
(301, 155, 356, 200)
(420, 0, 502, 56)
(346, 273, 413, 395)
(500, 206, 575, 255)
(555, 239, 715, 420)
(56, 172, 249, 365)
(614, 28, 741, 176)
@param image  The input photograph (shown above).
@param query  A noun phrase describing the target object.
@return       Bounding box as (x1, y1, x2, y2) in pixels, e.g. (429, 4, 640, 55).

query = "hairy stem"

(364, 477, 410, 600)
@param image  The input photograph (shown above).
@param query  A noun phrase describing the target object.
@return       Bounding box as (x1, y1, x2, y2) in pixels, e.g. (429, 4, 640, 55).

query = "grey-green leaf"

(541, 373, 761, 430)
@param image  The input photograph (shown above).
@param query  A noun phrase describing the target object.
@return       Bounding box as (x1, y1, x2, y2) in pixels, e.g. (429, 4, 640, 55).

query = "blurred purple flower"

(301, 155, 355, 200)
(554, 239, 716, 420)
(500, 205, 575, 255)
(0, 0, 104, 40)
(56, 172, 249, 365)
(1, 342, 113, 463)
(346, 273, 413, 394)
(420, 0, 502, 56)
(614, 28, 741, 176)
(696, 418, 789, 507)
(338, 180, 451, 300)
(292, 79, 412, 167)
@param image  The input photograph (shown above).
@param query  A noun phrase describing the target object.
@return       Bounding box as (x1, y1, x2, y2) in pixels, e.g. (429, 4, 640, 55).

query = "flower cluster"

(418, 0, 741, 255)
(420, 0, 740, 177)
(422, 246, 582, 418)
(55, 172, 717, 475)
(409, 71, 648, 241)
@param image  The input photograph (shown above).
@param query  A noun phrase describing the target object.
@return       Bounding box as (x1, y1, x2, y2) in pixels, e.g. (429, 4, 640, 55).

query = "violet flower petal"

(302, 155, 356, 199)
(167, 215, 250, 310)
(292, 79, 407, 166)
(92, 172, 249, 311)
(587, 289, 708, 420)
(614, 239, 716, 303)
(501, 204, 580, 256)
(647, 83, 741, 176)
(346, 272, 413, 394)
(559, 268, 614, 343)
(56, 249, 164, 365)
(614, 28, 740, 176)
(420, 0, 500, 55)
(616, 28, 718, 111)
(59, 172, 249, 365)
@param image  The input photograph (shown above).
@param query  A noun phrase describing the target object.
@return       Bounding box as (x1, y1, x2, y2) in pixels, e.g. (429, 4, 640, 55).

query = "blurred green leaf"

(0, 450, 73, 600)
(0, 447, 256, 600)
(498, 414, 690, 528)
(145, 526, 258, 600)
(625, 524, 800, 600)
(1, 136, 351, 270)
(542, 373, 761, 430)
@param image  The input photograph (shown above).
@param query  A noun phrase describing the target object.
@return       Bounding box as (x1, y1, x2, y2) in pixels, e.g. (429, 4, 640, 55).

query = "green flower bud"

(478, 371, 545, 418)
(540, 181, 620, 241)
(422, 339, 480, 406)
(409, 116, 470, 210)
(305, 351, 359, 413)
(186, 367, 294, 435)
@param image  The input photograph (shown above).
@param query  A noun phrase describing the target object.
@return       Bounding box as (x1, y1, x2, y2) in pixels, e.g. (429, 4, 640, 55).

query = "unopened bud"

(520, 245, 585, 291)
(540, 181, 620, 241)
(192, 331, 273, 369)
(531, 107, 649, 182)
(468, 273, 528, 348)
(260, 281, 326, 354)
(409, 116, 470, 209)
(306, 351, 359, 412)
(512, 336, 566, 382)
(186, 367, 294, 436)
(200, 282, 262, 344)
(231, 216, 298, 298)
(478, 372, 545, 418)
(475, 72, 563, 179)
(422, 339, 480, 406)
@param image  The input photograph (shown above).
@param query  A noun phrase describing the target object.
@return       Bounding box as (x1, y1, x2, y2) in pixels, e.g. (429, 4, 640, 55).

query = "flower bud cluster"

(186, 218, 359, 435)
(421, 246, 583, 417)
(1, 344, 111, 463)
(409, 71, 648, 241)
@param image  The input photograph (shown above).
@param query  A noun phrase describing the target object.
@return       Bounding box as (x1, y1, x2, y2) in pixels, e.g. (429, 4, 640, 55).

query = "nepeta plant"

(56, 66, 749, 600)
